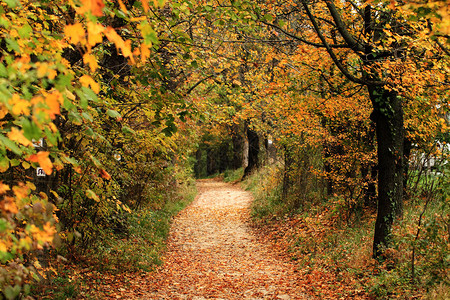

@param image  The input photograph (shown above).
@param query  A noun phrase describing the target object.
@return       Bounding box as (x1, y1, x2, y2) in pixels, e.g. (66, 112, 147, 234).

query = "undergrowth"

(245, 165, 449, 299)
(31, 180, 197, 298)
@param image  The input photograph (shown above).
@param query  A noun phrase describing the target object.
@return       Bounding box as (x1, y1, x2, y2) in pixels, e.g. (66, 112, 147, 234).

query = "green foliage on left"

(0, 0, 201, 297)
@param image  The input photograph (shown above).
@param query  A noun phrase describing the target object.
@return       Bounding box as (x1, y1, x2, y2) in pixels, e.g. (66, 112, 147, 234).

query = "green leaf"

(85, 127, 94, 136)
(115, 9, 127, 19)
(68, 111, 83, 125)
(263, 14, 273, 22)
(0, 156, 10, 171)
(0, 135, 22, 155)
(81, 112, 93, 122)
(21, 119, 41, 140)
(4, 285, 21, 300)
(0, 64, 7, 77)
(3, 0, 20, 8)
(121, 125, 135, 135)
(106, 109, 121, 119)
(10, 159, 20, 167)
(56, 74, 72, 90)
(81, 86, 98, 103)
(18, 24, 32, 38)
(85, 189, 100, 202)
(5, 38, 20, 52)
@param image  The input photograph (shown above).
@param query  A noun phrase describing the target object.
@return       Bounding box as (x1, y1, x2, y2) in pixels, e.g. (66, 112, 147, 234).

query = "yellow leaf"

(64, 23, 85, 45)
(10, 94, 30, 116)
(48, 69, 57, 80)
(79, 75, 100, 93)
(122, 39, 134, 63)
(87, 22, 104, 47)
(36, 62, 49, 78)
(8, 127, 33, 147)
(0, 241, 8, 252)
(83, 53, 99, 72)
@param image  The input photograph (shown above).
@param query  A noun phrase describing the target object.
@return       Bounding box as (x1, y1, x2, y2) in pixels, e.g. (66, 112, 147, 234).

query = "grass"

(223, 167, 244, 182)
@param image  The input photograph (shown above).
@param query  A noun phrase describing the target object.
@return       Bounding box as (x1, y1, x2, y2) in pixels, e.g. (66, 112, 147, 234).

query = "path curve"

(145, 179, 311, 299)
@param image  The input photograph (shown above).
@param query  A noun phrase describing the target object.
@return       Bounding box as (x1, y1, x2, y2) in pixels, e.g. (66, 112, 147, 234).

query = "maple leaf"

(0, 104, 8, 119)
(3, 196, 18, 214)
(27, 151, 53, 175)
(141, 43, 151, 61)
(64, 23, 85, 45)
(7, 127, 33, 147)
(36, 62, 49, 78)
(87, 22, 104, 47)
(80, 75, 100, 93)
(44, 91, 62, 119)
(79, 0, 105, 17)
(0, 182, 10, 194)
(10, 94, 30, 115)
(83, 53, 99, 72)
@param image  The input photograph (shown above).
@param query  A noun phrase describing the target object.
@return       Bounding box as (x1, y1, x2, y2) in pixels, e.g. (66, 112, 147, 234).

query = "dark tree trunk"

(231, 124, 245, 169)
(369, 86, 404, 258)
(243, 125, 259, 178)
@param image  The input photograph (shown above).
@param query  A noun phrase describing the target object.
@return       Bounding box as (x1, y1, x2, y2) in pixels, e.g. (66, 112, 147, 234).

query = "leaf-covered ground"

(79, 180, 370, 299)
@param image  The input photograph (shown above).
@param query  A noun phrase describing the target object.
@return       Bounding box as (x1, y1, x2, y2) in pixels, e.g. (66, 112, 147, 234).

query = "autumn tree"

(224, 0, 448, 257)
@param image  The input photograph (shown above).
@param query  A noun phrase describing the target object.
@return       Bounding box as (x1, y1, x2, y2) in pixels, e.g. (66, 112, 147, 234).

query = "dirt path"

(143, 179, 311, 299)
(91, 180, 314, 299)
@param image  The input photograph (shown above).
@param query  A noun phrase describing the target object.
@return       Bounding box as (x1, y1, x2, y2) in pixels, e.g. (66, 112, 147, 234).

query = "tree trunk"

(243, 125, 259, 178)
(231, 124, 245, 169)
(369, 86, 404, 258)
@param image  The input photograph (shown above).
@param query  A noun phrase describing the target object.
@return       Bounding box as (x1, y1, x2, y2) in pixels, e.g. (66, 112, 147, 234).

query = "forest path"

(89, 179, 316, 299)
(143, 179, 311, 299)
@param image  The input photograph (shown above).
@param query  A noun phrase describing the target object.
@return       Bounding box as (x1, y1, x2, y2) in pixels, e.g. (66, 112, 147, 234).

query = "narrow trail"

(92, 180, 314, 299)
(145, 179, 311, 299)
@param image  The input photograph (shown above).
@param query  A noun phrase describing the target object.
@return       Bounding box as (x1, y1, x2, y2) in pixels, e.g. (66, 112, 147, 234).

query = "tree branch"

(301, 1, 382, 86)
(324, 0, 365, 53)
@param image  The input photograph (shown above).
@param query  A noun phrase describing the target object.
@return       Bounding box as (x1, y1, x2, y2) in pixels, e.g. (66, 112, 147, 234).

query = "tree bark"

(243, 125, 259, 178)
(369, 86, 404, 258)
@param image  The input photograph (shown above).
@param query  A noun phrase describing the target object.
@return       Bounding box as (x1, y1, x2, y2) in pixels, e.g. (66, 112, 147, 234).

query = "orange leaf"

(141, 43, 151, 61)
(83, 53, 99, 72)
(28, 151, 53, 175)
(80, 75, 100, 93)
(80, 0, 105, 17)
(10, 94, 30, 116)
(64, 23, 85, 45)
(87, 22, 104, 47)
(141, 0, 149, 12)
(100, 169, 111, 180)
(0, 183, 10, 194)
(44, 92, 63, 119)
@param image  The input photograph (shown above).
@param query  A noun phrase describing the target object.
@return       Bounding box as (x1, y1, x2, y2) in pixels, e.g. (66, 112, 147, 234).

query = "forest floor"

(78, 179, 371, 299)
